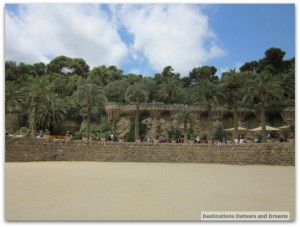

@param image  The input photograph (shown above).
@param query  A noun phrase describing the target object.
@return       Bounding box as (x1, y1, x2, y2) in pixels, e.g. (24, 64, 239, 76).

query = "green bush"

(75, 119, 114, 140)
(213, 127, 227, 141)
(188, 128, 196, 140)
(91, 125, 101, 141)
(168, 127, 181, 140)
(125, 121, 148, 142)
(73, 131, 82, 140)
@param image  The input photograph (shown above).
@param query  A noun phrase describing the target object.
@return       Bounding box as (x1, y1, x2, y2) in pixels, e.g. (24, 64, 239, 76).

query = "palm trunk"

(135, 102, 140, 141)
(261, 97, 266, 142)
(87, 106, 91, 140)
(233, 97, 238, 140)
(32, 102, 38, 137)
(207, 102, 212, 139)
(183, 121, 188, 143)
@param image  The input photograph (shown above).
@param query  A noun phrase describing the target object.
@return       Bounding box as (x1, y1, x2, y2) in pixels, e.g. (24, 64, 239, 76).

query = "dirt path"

(5, 162, 295, 221)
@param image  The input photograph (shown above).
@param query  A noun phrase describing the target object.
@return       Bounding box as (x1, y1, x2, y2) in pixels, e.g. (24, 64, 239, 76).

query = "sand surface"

(5, 162, 295, 221)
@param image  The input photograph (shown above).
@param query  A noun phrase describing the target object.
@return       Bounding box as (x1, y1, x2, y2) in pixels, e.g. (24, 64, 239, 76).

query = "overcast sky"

(4, 3, 295, 77)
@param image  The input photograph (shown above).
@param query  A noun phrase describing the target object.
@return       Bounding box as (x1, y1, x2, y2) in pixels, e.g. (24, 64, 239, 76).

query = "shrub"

(125, 121, 148, 142)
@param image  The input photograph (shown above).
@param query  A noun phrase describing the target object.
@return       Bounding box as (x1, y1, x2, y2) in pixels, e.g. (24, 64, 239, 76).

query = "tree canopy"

(5, 47, 294, 138)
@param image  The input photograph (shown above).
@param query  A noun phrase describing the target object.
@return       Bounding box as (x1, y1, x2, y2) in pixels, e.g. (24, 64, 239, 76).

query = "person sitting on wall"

(254, 136, 261, 143)
(180, 135, 184, 143)
(37, 130, 44, 138)
(147, 137, 152, 143)
(107, 132, 114, 141)
(179, 135, 185, 143)
(195, 135, 200, 144)
(222, 137, 227, 143)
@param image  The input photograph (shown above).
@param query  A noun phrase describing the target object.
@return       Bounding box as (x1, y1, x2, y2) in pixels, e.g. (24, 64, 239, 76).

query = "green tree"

(278, 64, 295, 102)
(125, 83, 149, 141)
(104, 80, 129, 103)
(123, 73, 143, 85)
(33, 62, 47, 76)
(187, 66, 217, 86)
(258, 47, 286, 74)
(179, 87, 194, 105)
(176, 108, 196, 142)
(47, 55, 73, 74)
(5, 61, 18, 81)
(5, 81, 23, 113)
(219, 69, 247, 139)
(23, 76, 54, 137)
(243, 71, 284, 142)
(70, 58, 90, 77)
(73, 81, 107, 140)
(65, 74, 83, 96)
(192, 80, 222, 139)
(239, 61, 259, 73)
(240, 47, 289, 75)
(162, 66, 180, 79)
(107, 65, 124, 81)
(154, 66, 180, 85)
(47, 73, 68, 97)
(28, 97, 67, 132)
(158, 78, 182, 104)
(143, 78, 158, 103)
(89, 65, 112, 86)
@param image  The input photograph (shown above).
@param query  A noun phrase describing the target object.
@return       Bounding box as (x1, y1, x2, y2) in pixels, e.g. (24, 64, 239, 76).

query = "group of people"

(176, 135, 184, 143)
(267, 132, 286, 142)
(158, 135, 169, 143)
(233, 134, 246, 144)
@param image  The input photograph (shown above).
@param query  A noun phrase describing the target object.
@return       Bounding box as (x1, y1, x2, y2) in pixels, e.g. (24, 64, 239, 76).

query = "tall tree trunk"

(233, 97, 238, 140)
(32, 102, 38, 137)
(261, 96, 266, 142)
(135, 102, 140, 141)
(87, 106, 91, 140)
(207, 102, 212, 139)
(183, 121, 188, 143)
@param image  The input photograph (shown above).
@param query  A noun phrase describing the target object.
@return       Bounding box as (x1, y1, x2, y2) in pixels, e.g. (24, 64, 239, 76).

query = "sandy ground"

(5, 162, 295, 221)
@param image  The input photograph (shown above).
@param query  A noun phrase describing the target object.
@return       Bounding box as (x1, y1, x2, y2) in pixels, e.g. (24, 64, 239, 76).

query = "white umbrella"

(278, 125, 290, 130)
(249, 125, 280, 131)
(225, 126, 248, 132)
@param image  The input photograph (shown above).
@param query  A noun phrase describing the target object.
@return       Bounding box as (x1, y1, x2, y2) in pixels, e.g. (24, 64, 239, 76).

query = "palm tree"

(276, 70, 295, 103)
(243, 71, 284, 142)
(5, 81, 23, 113)
(158, 78, 182, 104)
(125, 83, 149, 141)
(29, 97, 67, 131)
(219, 69, 247, 139)
(73, 81, 107, 140)
(23, 76, 54, 137)
(192, 80, 222, 139)
(176, 108, 196, 142)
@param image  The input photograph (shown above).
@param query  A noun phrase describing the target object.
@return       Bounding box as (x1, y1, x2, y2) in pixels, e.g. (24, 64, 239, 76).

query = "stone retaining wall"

(5, 137, 295, 166)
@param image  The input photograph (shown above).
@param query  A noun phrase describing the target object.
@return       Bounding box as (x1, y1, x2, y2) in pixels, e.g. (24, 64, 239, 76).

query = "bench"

(50, 135, 66, 140)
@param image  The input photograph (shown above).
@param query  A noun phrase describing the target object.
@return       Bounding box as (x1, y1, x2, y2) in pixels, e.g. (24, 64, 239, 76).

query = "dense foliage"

(5, 47, 295, 141)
